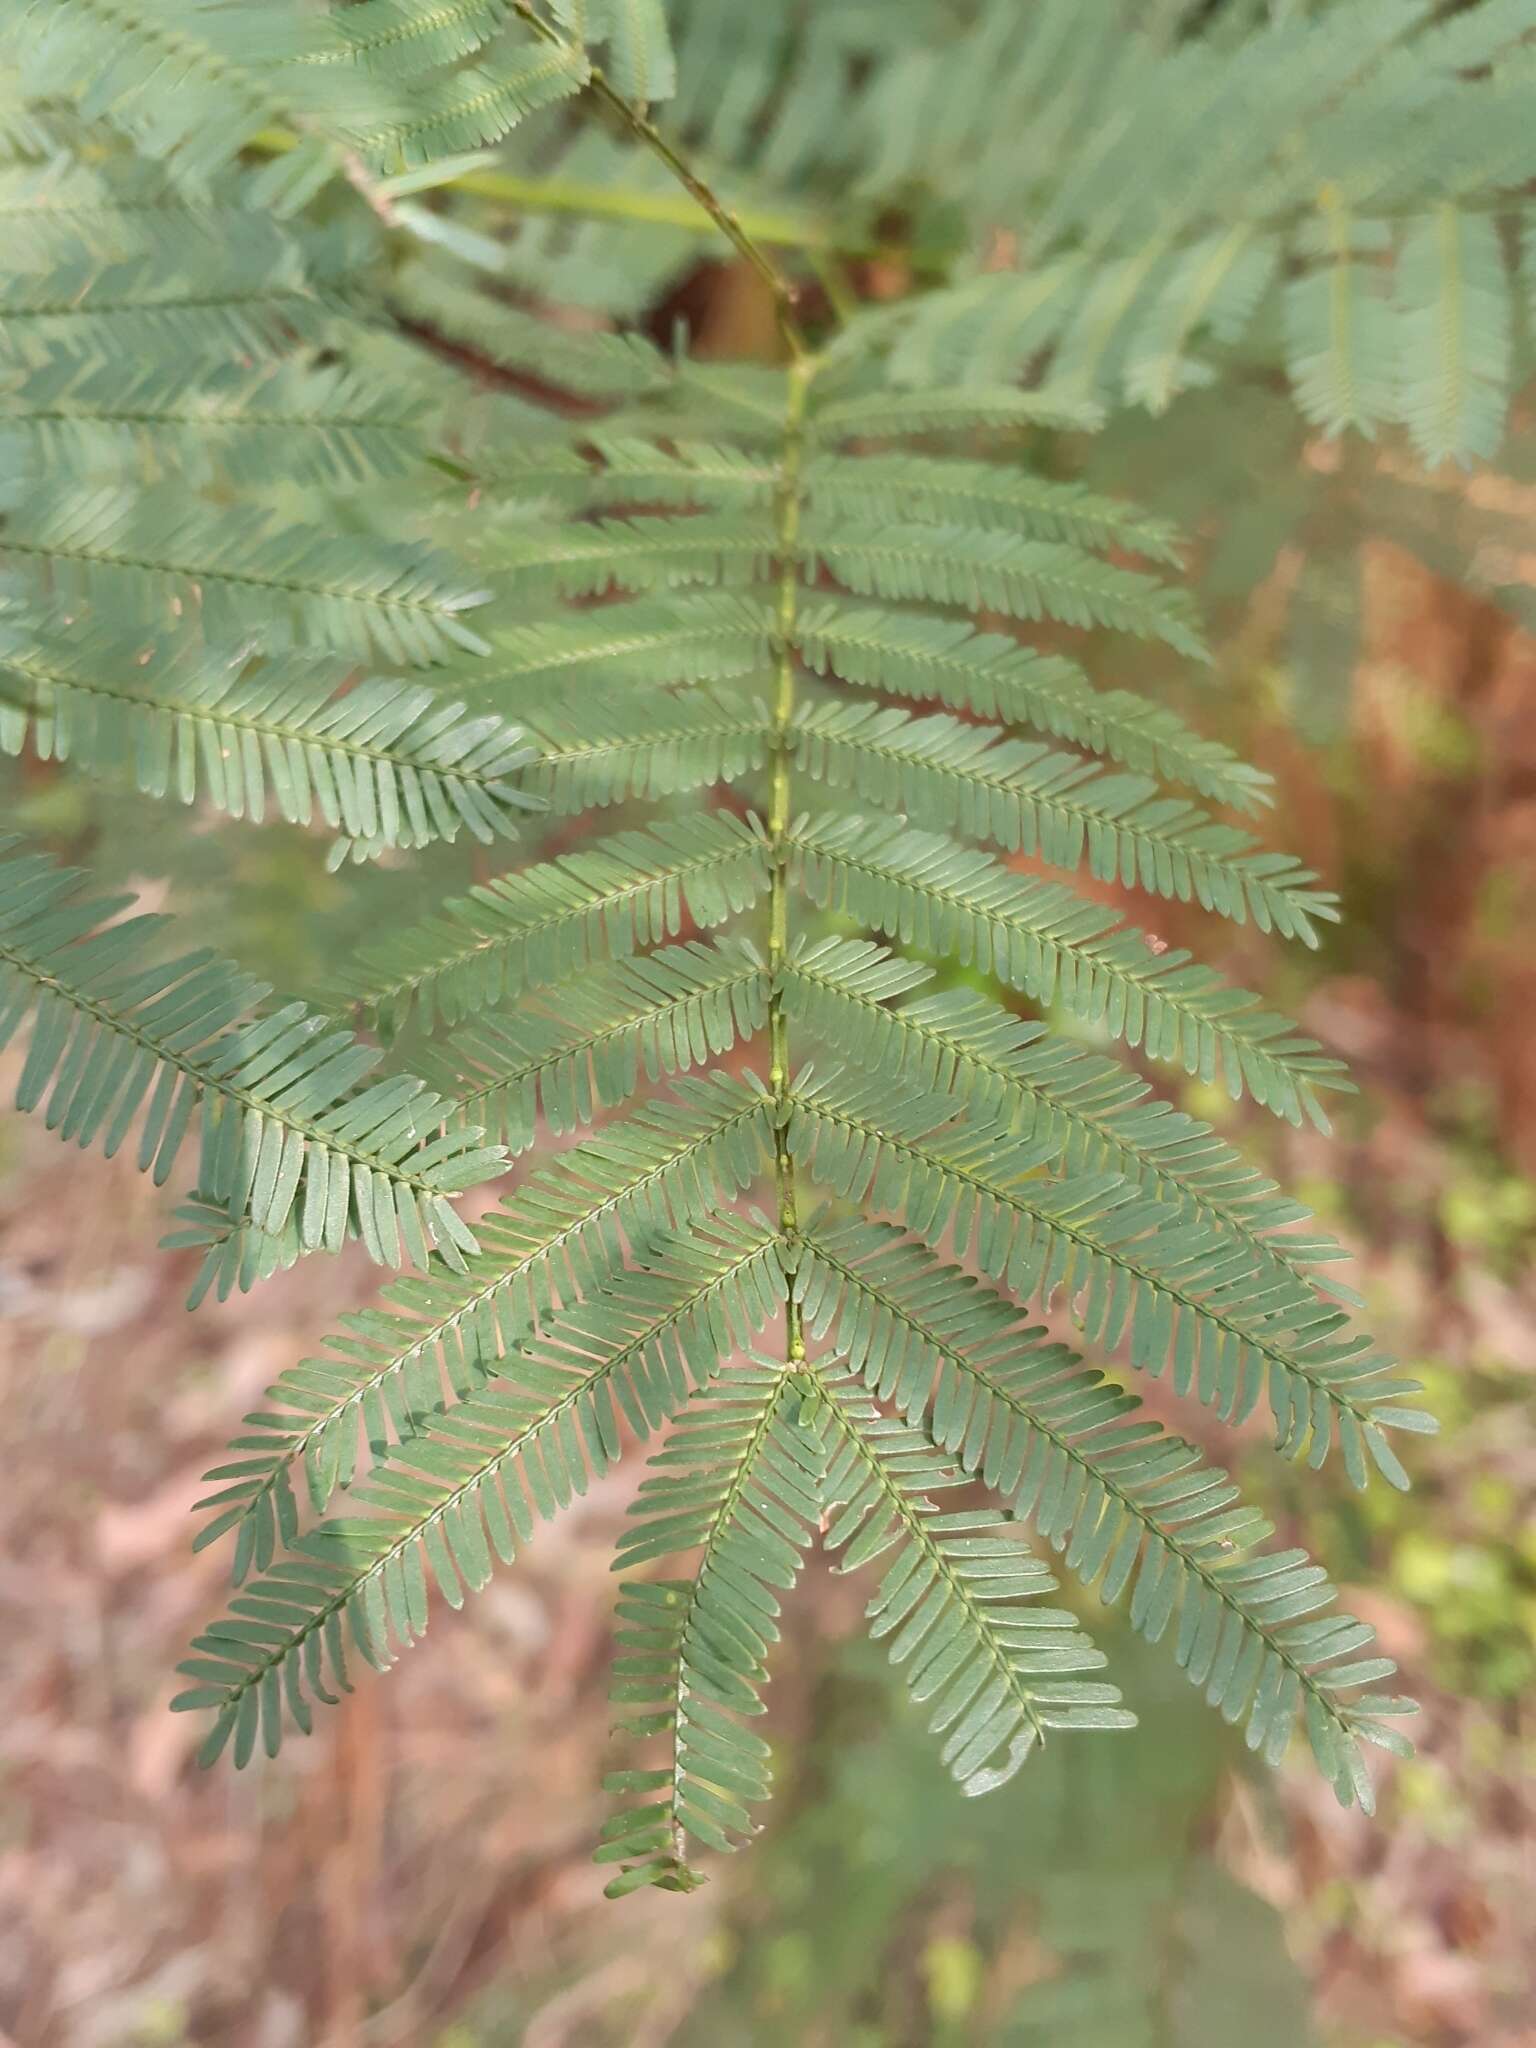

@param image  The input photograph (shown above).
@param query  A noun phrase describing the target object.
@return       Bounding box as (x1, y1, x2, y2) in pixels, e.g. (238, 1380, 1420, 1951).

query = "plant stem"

(440, 164, 828, 256)
(766, 354, 814, 1359)
(290, 2, 826, 1360)
(246, 129, 834, 255)
(585, 73, 810, 361)
(510, 1, 820, 1353)
(511, 0, 813, 362)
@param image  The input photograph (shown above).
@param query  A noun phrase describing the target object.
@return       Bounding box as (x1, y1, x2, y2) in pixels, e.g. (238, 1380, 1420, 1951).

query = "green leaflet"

(819, 1376, 1134, 1790)
(389, 257, 671, 400)
(479, 593, 775, 695)
(776, 936, 1360, 1294)
(182, 1220, 787, 1763)
(783, 1068, 1426, 1483)
(191, 1088, 777, 1574)
(193, 1204, 786, 1589)
(414, 939, 771, 1148)
(300, 0, 516, 80)
(0, 244, 336, 358)
(481, 505, 1204, 652)
(1285, 212, 1397, 440)
(1394, 204, 1512, 467)
(339, 38, 591, 170)
(600, 1360, 823, 1893)
(799, 1221, 1411, 1808)
(0, 618, 542, 855)
(521, 689, 770, 812)
(798, 519, 1208, 662)
(17, 0, 589, 188)
(792, 601, 1270, 812)
(789, 700, 1334, 940)
(0, 486, 490, 664)
(802, 451, 1185, 565)
(0, 353, 435, 490)
(788, 814, 1349, 1127)
(17, 0, 336, 202)
(333, 811, 773, 1030)
(817, 0, 1534, 462)
(0, 836, 502, 1273)
(569, 0, 678, 105)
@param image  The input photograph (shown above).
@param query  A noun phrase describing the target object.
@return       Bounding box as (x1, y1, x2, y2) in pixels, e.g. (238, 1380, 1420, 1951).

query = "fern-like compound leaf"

(180, 1220, 785, 1764)
(0, 6, 1455, 1883)
(0, 618, 542, 854)
(169, 323, 1428, 1854)
(600, 1358, 821, 1894)
(0, 836, 502, 1268)
(799, 1222, 1413, 1807)
(819, 1377, 1135, 1790)
(334, 811, 772, 1030)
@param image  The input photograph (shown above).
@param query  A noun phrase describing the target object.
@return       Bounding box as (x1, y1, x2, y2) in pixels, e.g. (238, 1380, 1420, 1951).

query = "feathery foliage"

(822, 0, 1536, 461)
(0, 0, 1477, 1902)
(0, 836, 502, 1276)
(0, 620, 543, 858)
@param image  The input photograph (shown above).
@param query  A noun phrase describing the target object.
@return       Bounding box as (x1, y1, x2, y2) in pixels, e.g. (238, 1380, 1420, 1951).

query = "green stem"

(767, 354, 814, 1360)
(433, 163, 827, 256)
(510, 0, 822, 1356)
(247, 128, 834, 256)
(511, 0, 812, 361)
(300, 3, 824, 1367)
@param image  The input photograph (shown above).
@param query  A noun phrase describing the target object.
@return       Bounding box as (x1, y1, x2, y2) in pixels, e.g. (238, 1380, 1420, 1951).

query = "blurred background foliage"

(3, 0, 1536, 2042)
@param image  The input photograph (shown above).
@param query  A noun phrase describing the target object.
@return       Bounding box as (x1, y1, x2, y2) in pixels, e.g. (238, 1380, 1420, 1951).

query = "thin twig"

(511, 0, 812, 361)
